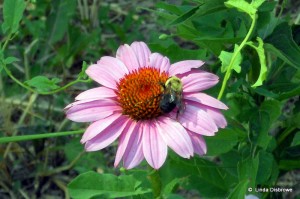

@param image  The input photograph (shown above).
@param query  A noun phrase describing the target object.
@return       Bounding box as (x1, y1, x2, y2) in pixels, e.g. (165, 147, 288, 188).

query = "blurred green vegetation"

(1, 0, 300, 198)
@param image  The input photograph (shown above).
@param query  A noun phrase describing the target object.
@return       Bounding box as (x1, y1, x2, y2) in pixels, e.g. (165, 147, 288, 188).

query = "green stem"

(277, 126, 296, 146)
(217, 14, 257, 100)
(1, 33, 12, 51)
(38, 78, 90, 95)
(0, 130, 84, 143)
(148, 169, 162, 199)
(2, 62, 90, 95)
(275, 86, 300, 101)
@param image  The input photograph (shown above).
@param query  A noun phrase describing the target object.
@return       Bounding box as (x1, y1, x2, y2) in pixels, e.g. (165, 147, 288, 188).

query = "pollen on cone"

(116, 67, 168, 120)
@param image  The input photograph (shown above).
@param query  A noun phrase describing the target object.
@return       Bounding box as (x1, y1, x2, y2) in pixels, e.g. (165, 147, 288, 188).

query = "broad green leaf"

(219, 44, 242, 74)
(238, 155, 259, 188)
(155, 2, 182, 15)
(225, 0, 256, 16)
(68, 172, 151, 199)
(4, 57, 19, 65)
(291, 132, 300, 146)
(2, 0, 26, 34)
(46, 0, 77, 44)
(227, 179, 249, 199)
(254, 87, 279, 98)
(193, 0, 226, 17)
(265, 22, 300, 69)
(163, 178, 183, 195)
(264, 44, 299, 69)
(260, 100, 282, 123)
(205, 128, 243, 156)
(249, 100, 281, 149)
(256, 10, 277, 39)
(251, 0, 266, 9)
(248, 37, 267, 87)
(25, 76, 61, 92)
(160, 155, 237, 198)
(256, 151, 274, 184)
(169, 5, 201, 26)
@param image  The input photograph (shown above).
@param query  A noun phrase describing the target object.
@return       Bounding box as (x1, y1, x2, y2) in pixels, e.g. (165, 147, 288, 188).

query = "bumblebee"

(159, 76, 185, 119)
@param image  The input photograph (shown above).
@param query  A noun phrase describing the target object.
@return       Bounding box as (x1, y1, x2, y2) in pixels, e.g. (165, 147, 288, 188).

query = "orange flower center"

(116, 67, 168, 120)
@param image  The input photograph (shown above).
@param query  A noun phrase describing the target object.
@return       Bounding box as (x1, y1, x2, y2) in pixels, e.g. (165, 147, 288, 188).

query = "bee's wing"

(169, 89, 176, 103)
(176, 92, 185, 112)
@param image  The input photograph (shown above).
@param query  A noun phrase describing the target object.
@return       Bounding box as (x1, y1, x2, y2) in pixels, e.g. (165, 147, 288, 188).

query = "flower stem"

(148, 169, 162, 199)
(0, 130, 84, 143)
(217, 14, 257, 100)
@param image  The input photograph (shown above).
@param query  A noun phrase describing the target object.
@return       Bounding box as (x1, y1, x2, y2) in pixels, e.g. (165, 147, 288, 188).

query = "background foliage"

(1, 0, 300, 198)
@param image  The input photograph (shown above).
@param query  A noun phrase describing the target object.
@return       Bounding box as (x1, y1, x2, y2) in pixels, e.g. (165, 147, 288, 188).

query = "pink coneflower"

(65, 41, 228, 169)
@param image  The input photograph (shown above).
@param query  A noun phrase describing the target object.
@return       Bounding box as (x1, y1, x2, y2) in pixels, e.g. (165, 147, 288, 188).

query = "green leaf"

(219, 44, 242, 74)
(205, 128, 242, 156)
(169, 5, 201, 26)
(260, 100, 282, 123)
(256, 151, 274, 184)
(4, 56, 19, 65)
(225, 0, 257, 16)
(227, 179, 249, 199)
(68, 172, 151, 199)
(264, 44, 299, 69)
(254, 87, 279, 98)
(251, 0, 266, 9)
(248, 37, 267, 87)
(155, 2, 182, 15)
(160, 155, 237, 198)
(291, 132, 300, 146)
(238, 155, 259, 188)
(46, 0, 77, 44)
(249, 100, 282, 149)
(78, 61, 89, 80)
(2, 0, 26, 34)
(265, 22, 300, 69)
(25, 76, 61, 92)
(163, 178, 182, 195)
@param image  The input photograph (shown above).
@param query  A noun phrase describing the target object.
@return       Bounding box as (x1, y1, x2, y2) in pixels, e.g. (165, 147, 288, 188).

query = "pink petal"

(116, 44, 140, 72)
(157, 117, 193, 158)
(75, 87, 117, 101)
(206, 107, 227, 128)
(123, 122, 144, 169)
(130, 41, 151, 68)
(81, 113, 123, 143)
(184, 93, 228, 110)
(149, 53, 170, 72)
(187, 130, 207, 155)
(86, 64, 118, 89)
(64, 99, 97, 110)
(142, 121, 168, 169)
(84, 115, 130, 151)
(177, 101, 218, 136)
(182, 70, 219, 92)
(169, 60, 204, 76)
(114, 120, 138, 167)
(66, 99, 121, 122)
(97, 56, 129, 75)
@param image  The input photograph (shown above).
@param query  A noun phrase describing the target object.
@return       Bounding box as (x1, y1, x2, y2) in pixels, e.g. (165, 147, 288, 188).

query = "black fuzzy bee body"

(159, 92, 177, 113)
